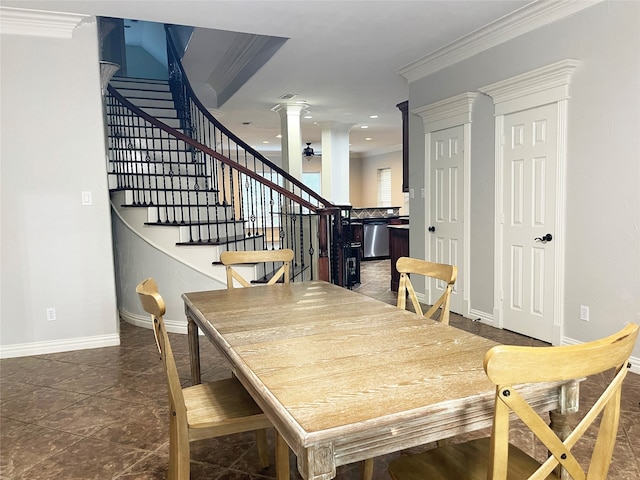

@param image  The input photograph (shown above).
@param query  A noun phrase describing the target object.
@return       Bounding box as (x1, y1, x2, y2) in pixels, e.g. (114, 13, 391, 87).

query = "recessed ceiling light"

(369, 115, 378, 119)
(276, 134, 282, 138)
(360, 125, 369, 129)
(365, 137, 372, 141)
(304, 115, 313, 119)
(262, 141, 269, 144)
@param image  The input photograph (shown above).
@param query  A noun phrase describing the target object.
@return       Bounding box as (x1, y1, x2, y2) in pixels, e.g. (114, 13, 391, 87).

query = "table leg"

(276, 430, 291, 480)
(186, 311, 201, 385)
(549, 380, 580, 480)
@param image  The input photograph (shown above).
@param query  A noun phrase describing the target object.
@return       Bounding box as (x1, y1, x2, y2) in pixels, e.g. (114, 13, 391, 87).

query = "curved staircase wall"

(112, 210, 225, 333)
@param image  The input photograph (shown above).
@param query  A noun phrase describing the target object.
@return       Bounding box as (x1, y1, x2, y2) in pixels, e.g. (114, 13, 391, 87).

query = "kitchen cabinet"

(389, 224, 409, 292)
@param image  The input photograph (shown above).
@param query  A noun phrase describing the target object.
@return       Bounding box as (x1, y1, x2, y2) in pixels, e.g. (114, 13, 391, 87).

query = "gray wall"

(407, 1, 639, 358)
(1, 17, 119, 354)
(468, 94, 495, 316)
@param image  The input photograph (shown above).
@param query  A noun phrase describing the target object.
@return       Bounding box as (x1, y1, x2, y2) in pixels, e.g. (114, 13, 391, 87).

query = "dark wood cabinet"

(389, 224, 409, 292)
(396, 100, 409, 193)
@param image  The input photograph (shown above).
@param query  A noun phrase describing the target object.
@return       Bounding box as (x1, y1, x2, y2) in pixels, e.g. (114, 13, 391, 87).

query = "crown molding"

(396, 0, 602, 82)
(478, 59, 580, 115)
(413, 92, 478, 133)
(0, 6, 89, 39)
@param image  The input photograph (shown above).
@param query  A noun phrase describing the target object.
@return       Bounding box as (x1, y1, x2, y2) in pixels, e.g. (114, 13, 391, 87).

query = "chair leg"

(168, 412, 190, 480)
(275, 430, 291, 480)
(361, 458, 374, 480)
(256, 428, 269, 469)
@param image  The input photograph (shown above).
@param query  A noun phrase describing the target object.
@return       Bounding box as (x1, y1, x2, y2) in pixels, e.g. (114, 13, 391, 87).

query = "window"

(377, 168, 391, 207)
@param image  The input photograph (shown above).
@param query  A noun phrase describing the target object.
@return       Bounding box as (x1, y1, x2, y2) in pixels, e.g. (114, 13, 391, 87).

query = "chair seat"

(389, 437, 559, 480)
(184, 377, 271, 436)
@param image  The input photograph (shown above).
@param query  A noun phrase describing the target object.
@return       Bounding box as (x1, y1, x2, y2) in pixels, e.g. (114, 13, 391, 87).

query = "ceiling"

(5, 0, 533, 157)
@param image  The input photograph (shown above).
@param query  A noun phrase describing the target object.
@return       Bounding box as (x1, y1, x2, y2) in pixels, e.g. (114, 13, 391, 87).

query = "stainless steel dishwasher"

(363, 219, 389, 259)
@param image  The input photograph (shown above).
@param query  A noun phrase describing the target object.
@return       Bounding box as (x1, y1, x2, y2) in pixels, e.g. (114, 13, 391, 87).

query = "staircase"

(106, 76, 299, 284)
(105, 73, 354, 294)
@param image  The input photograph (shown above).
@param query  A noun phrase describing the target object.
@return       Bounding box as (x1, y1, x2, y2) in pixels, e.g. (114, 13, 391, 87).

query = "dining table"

(182, 280, 578, 480)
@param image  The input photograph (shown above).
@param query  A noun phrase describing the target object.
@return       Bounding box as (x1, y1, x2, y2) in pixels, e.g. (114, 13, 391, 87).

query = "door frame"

(413, 92, 477, 318)
(479, 59, 579, 346)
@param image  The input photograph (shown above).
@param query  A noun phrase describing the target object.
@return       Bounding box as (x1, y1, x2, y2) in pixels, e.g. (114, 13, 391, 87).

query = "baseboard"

(119, 308, 189, 335)
(0, 333, 120, 359)
(467, 308, 494, 327)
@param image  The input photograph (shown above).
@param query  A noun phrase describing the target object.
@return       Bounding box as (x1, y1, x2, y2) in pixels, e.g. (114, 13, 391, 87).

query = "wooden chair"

(388, 323, 639, 480)
(220, 249, 294, 288)
(361, 258, 458, 480)
(396, 257, 457, 325)
(136, 277, 287, 480)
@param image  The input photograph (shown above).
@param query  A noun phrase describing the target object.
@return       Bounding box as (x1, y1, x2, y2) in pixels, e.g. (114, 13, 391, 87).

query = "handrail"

(107, 86, 320, 212)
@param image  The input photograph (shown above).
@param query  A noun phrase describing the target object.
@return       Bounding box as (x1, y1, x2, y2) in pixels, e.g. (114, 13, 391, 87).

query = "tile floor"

(1, 259, 638, 479)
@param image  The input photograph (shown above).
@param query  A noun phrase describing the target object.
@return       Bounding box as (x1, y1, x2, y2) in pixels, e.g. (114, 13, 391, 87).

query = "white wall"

(406, 1, 640, 358)
(0, 16, 120, 356)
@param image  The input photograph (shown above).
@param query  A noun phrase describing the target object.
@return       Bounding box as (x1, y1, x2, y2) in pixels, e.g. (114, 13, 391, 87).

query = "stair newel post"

(333, 210, 346, 287)
(317, 208, 336, 283)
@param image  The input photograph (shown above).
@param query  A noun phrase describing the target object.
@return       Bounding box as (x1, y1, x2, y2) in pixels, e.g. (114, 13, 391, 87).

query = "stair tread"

(110, 187, 217, 192)
(112, 76, 168, 83)
(107, 148, 201, 156)
(144, 219, 244, 226)
(177, 234, 264, 246)
(119, 202, 225, 208)
(110, 172, 208, 178)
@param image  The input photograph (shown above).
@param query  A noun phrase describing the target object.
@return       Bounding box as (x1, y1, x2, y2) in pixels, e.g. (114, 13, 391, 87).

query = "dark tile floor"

(1, 259, 638, 479)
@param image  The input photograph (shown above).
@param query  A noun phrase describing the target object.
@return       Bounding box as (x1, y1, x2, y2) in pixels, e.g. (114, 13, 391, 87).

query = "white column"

(320, 122, 352, 205)
(275, 103, 305, 181)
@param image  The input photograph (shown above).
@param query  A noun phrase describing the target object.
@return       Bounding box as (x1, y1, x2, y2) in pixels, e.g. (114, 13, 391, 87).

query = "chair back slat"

(396, 257, 457, 324)
(220, 249, 294, 288)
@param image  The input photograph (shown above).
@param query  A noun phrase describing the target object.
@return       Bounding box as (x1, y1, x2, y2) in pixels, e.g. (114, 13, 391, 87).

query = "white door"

(429, 126, 464, 314)
(501, 103, 557, 342)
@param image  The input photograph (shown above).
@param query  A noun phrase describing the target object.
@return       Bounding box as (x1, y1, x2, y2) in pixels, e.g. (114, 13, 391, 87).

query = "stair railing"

(105, 85, 349, 285)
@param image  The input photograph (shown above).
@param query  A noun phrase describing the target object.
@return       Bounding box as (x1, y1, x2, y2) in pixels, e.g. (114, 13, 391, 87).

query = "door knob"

(534, 233, 553, 242)
(428, 226, 436, 233)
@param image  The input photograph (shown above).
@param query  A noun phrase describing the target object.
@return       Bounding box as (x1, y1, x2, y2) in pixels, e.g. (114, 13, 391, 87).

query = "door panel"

(502, 104, 557, 342)
(430, 126, 464, 314)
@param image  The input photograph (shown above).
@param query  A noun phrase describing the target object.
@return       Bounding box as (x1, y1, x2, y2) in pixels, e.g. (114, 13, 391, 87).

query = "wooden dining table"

(182, 281, 578, 480)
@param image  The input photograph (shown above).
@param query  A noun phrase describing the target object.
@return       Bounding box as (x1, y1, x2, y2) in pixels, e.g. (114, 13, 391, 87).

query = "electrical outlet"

(580, 305, 589, 322)
(46, 307, 57, 321)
